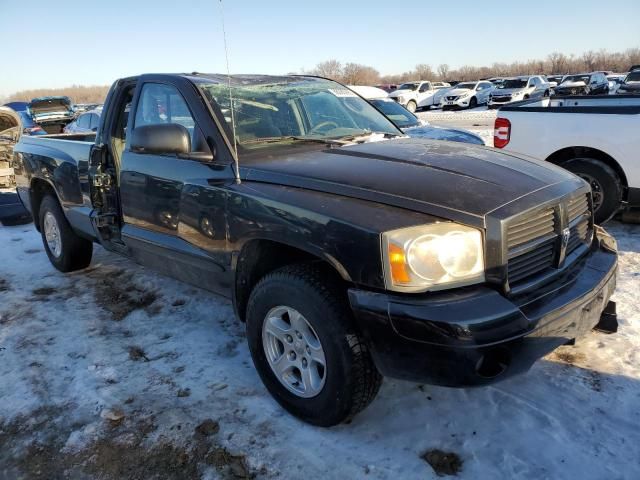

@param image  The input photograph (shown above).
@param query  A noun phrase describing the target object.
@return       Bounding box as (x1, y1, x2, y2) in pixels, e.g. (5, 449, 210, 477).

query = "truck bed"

(13, 132, 97, 240)
(499, 94, 640, 113)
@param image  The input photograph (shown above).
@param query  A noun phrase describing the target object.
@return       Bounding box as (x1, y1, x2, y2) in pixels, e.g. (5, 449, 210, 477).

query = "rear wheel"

(543, 90, 550, 97)
(406, 100, 417, 113)
(246, 263, 382, 426)
(562, 158, 622, 224)
(39, 195, 93, 272)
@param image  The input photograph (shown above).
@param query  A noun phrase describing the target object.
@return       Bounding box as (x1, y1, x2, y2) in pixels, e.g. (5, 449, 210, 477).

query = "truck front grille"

(505, 193, 592, 290)
(566, 194, 591, 255)
(507, 207, 556, 284)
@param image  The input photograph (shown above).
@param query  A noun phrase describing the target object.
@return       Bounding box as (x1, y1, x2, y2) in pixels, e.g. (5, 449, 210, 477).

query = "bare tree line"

(3, 85, 111, 105)
(3, 48, 638, 104)
(309, 48, 640, 84)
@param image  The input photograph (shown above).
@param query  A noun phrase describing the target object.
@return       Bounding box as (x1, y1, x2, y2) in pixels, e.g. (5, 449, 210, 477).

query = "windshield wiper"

(241, 131, 402, 147)
(241, 136, 347, 146)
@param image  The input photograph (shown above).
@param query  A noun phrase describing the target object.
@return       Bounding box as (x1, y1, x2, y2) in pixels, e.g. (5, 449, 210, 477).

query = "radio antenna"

(218, 0, 240, 183)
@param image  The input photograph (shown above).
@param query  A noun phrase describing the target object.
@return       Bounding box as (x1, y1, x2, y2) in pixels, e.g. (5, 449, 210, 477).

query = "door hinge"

(92, 173, 112, 188)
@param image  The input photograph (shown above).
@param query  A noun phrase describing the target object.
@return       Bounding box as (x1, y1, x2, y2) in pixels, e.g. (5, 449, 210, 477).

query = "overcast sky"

(2, 0, 639, 96)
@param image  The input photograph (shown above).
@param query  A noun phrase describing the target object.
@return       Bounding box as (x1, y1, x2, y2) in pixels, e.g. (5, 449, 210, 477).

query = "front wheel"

(562, 158, 622, 224)
(246, 264, 382, 427)
(468, 97, 478, 109)
(406, 100, 417, 113)
(39, 195, 93, 272)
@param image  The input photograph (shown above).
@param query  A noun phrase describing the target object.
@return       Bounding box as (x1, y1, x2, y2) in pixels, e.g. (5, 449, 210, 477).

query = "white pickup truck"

(494, 95, 640, 223)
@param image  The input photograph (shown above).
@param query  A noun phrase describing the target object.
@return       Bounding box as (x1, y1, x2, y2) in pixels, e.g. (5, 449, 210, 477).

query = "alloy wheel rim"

(577, 173, 604, 212)
(43, 212, 62, 258)
(262, 306, 327, 398)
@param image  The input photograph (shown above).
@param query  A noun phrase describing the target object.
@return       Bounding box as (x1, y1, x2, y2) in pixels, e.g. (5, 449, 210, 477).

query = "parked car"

(73, 103, 102, 114)
(13, 73, 618, 427)
(0, 106, 32, 224)
(431, 84, 457, 108)
(0, 107, 21, 188)
(440, 81, 494, 109)
(3, 102, 47, 136)
(487, 77, 504, 86)
(494, 95, 640, 223)
(27, 96, 75, 133)
(388, 80, 450, 112)
(488, 76, 550, 108)
(349, 86, 484, 145)
(606, 74, 626, 94)
(616, 68, 640, 95)
(17, 111, 47, 136)
(554, 72, 609, 96)
(546, 75, 564, 88)
(64, 108, 102, 133)
(3, 101, 29, 112)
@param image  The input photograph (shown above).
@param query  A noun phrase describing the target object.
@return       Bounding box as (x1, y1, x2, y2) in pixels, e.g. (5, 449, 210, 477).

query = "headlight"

(382, 223, 485, 292)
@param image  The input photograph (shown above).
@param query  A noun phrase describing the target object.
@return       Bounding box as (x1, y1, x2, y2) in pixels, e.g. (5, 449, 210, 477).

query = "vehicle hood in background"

(241, 138, 575, 226)
(445, 88, 474, 97)
(557, 80, 587, 89)
(403, 125, 484, 145)
(28, 96, 74, 120)
(619, 82, 640, 92)
(491, 88, 526, 96)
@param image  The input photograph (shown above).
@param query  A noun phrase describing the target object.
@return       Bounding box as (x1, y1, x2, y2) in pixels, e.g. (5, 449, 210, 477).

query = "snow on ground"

(2, 221, 640, 479)
(1, 219, 639, 479)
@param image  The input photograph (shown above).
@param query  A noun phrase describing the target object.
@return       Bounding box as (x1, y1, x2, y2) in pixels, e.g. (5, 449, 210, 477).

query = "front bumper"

(348, 231, 617, 386)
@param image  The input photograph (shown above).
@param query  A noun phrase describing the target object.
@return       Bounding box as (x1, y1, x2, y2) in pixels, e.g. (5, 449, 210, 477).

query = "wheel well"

(545, 147, 628, 198)
(233, 239, 346, 322)
(30, 178, 57, 231)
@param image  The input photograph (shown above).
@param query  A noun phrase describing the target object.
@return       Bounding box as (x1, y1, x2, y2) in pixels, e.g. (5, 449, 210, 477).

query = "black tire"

(406, 100, 417, 113)
(468, 97, 477, 109)
(562, 158, 622, 224)
(543, 90, 550, 97)
(39, 195, 93, 272)
(246, 263, 382, 427)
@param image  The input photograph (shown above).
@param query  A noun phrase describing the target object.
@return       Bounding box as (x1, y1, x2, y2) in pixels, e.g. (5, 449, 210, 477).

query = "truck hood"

(241, 138, 573, 227)
(28, 97, 74, 119)
(388, 89, 413, 98)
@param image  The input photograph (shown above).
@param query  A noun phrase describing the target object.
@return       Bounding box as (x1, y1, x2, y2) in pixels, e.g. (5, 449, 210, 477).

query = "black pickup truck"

(12, 73, 618, 426)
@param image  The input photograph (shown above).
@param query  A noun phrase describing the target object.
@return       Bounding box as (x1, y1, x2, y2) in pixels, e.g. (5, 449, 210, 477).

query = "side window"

(77, 114, 90, 129)
(134, 83, 208, 152)
(419, 83, 431, 93)
(135, 83, 196, 133)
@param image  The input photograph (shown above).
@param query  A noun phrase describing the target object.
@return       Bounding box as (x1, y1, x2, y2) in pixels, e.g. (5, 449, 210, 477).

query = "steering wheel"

(308, 121, 339, 135)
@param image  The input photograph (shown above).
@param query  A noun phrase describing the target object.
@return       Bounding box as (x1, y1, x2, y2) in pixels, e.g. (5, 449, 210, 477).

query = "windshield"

(370, 99, 420, 128)
(199, 77, 401, 152)
(562, 75, 590, 84)
(625, 72, 640, 82)
(398, 82, 419, 91)
(498, 79, 528, 89)
(455, 82, 476, 90)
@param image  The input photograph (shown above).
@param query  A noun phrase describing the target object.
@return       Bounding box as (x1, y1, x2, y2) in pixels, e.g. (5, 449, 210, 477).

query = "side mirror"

(131, 123, 191, 155)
